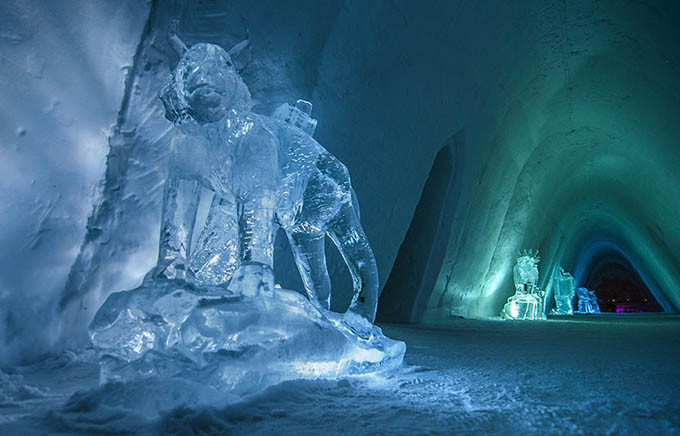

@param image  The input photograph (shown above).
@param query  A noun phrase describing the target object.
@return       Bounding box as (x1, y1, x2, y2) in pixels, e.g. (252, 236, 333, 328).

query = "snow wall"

(1, 0, 679, 365)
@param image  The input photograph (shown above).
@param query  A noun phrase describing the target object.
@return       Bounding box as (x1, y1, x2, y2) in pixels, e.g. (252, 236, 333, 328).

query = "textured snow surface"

(0, 0, 149, 365)
(1, 318, 679, 435)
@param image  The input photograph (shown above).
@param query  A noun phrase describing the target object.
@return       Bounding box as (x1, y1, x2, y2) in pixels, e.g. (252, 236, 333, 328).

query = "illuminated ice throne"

(88, 35, 404, 394)
(500, 249, 546, 320)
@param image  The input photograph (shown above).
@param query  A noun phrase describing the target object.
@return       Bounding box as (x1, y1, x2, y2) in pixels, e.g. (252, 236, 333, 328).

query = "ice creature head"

(160, 42, 252, 125)
(517, 249, 540, 266)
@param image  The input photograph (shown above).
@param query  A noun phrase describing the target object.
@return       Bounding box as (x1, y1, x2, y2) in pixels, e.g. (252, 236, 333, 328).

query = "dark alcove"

(581, 251, 663, 313)
(377, 132, 462, 324)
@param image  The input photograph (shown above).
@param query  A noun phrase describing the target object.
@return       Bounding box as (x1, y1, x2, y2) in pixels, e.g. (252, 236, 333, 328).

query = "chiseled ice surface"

(157, 42, 379, 320)
(89, 279, 405, 394)
(2, 318, 680, 435)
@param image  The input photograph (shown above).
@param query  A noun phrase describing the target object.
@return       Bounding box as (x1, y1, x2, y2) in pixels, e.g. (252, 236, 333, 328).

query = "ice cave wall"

(422, 0, 680, 322)
(0, 0, 149, 364)
(1, 0, 679, 364)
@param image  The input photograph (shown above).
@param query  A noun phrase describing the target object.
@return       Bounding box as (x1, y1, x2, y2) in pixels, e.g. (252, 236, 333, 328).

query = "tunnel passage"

(377, 134, 461, 324)
(580, 249, 663, 313)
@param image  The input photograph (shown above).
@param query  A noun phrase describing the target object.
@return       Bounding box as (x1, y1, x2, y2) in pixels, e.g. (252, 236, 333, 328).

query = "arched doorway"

(377, 132, 462, 324)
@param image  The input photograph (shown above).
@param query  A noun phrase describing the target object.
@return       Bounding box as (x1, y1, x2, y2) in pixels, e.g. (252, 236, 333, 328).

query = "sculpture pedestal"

(89, 279, 405, 395)
(500, 292, 546, 320)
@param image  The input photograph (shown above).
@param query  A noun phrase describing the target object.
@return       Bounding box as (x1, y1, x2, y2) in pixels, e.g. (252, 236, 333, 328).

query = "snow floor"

(1, 316, 679, 435)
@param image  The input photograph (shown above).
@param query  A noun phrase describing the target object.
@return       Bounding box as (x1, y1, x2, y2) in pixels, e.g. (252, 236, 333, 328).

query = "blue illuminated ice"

(575, 287, 601, 314)
(551, 266, 575, 315)
(500, 249, 546, 320)
(89, 38, 404, 392)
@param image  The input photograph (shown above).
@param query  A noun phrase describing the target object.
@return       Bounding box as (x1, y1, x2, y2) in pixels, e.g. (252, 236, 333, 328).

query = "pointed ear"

(168, 19, 188, 57)
(228, 39, 251, 72)
(227, 39, 249, 58)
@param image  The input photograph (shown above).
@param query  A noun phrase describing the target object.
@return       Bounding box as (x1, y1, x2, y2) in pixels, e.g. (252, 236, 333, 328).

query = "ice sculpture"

(89, 36, 404, 392)
(589, 290, 601, 312)
(500, 249, 546, 320)
(551, 266, 575, 315)
(575, 287, 601, 314)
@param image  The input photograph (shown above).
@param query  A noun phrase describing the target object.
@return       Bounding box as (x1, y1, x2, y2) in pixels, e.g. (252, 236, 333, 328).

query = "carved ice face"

(175, 43, 242, 124)
(517, 256, 538, 267)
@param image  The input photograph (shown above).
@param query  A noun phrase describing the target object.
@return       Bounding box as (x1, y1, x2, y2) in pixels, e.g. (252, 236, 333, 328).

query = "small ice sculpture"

(551, 266, 575, 315)
(590, 290, 601, 313)
(89, 34, 404, 393)
(272, 99, 318, 136)
(500, 249, 546, 320)
(575, 287, 601, 314)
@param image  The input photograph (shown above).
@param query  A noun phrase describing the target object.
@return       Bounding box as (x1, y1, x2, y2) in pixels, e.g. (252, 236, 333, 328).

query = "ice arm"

(227, 129, 278, 295)
(154, 174, 201, 280)
(328, 203, 379, 323)
(288, 231, 332, 309)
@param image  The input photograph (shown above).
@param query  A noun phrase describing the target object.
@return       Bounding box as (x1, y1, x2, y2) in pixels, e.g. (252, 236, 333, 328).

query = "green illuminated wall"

(422, 5, 680, 321)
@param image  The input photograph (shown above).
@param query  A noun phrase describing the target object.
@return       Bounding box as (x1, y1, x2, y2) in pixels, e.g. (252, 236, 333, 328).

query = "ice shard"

(500, 249, 546, 320)
(89, 40, 404, 392)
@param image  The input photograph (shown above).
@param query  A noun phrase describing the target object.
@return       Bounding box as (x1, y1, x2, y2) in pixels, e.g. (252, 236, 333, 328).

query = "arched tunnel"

(578, 245, 665, 313)
(375, 4, 680, 323)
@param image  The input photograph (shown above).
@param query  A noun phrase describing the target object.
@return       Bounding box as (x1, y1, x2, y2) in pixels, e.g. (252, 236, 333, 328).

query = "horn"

(228, 39, 250, 59)
(168, 19, 188, 56)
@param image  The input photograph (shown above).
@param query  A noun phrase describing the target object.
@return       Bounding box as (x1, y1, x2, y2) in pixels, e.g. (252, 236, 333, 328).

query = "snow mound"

(0, 370, 46, 408)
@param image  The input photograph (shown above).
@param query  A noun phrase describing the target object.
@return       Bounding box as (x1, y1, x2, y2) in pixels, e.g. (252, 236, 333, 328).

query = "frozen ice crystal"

(89, 37, 404, 390)
(501, 249, 546, 320)
(551, 266, 575, 315)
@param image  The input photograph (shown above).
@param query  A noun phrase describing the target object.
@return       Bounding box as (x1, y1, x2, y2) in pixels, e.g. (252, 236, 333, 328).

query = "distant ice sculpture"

(89, 35, 404, 392)
(590, 290, 601, 312)
(500, 249, 546, 320)
(551, 266, 575, 315)
(575, 287, 601, 314)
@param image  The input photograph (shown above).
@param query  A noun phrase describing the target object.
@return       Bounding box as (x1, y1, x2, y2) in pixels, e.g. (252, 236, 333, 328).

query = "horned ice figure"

(88, 33, 404, 391)
(501, 249, 546, 320)
(155, 39, 378, 321)
(513, 249, 540, 294)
